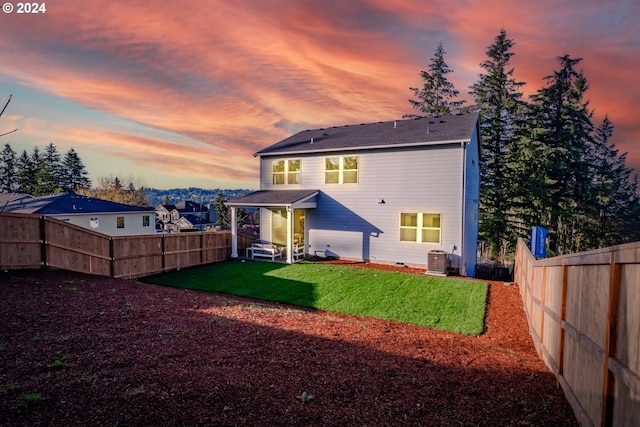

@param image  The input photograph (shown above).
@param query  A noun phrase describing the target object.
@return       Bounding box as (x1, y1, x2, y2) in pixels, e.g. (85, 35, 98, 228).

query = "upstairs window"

(117, 216, 125, 229)
(325, 156, 358, 184)
(287, 159, 301, 184)
(325, 157, 339, 184)
(143, 215, 150, 227)
(400, 213, 441, 244)
(273, 159, 301, 185)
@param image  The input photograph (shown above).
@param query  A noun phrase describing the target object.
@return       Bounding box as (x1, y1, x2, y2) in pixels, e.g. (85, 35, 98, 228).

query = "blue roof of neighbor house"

(3, 193, 154, 215)
(254, 112, 479, 156)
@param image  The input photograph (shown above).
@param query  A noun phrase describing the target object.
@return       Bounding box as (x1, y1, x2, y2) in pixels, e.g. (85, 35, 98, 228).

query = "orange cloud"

(0, 0, 638, 186)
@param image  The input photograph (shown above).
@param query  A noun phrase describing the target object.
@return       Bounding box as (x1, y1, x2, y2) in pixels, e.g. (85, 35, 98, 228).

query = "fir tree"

(0, 143, 18, 192)
(527, 55, 594, 254)
(407, 42, 465, 117)
(29, 147, 45, 195)
(236, 207, 248, 228)
(61, 148, 91, 192)
(35, 143, 64, 195)
(587, 116, 640, 246)
(16, 150, 36, 195)
(213, 193, 230, 228)
(469, 29, 527, 258)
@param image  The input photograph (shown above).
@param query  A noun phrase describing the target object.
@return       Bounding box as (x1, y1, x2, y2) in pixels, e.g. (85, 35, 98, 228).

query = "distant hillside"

(146, 188, 254, 208)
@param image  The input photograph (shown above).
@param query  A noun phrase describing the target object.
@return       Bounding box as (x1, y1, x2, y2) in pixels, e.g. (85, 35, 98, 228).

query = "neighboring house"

(3, 193, 156, 236)
(155, 201, 216, 232)
(226, 112, 481, 277)
(0, 193, 34, 210)
(156, 204, 181, 223)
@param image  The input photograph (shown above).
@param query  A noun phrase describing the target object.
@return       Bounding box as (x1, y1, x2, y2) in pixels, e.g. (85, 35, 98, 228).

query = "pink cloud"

(0, 0, 639, 184)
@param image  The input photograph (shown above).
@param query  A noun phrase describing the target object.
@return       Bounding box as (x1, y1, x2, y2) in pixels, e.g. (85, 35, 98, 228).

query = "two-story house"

(155, 201, 215, 232)
(226, 112, 480, 277)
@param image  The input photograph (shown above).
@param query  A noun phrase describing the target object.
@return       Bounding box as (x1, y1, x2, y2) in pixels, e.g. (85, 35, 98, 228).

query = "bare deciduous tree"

(0, 95, 18, 138)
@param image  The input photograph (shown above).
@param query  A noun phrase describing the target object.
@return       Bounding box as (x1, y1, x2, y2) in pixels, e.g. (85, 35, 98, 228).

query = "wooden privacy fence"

(0, 213, 253, 279)
(514, 238, 640, 427)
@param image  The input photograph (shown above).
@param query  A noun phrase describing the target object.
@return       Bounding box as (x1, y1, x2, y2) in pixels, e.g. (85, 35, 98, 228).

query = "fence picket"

(515, 238, 640, 427)
(0, 212, 253, 279)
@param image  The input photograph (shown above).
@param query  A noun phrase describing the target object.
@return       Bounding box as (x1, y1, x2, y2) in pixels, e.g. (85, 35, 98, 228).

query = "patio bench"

(246, 242, 283, 261)
(293, 243, 305, 260)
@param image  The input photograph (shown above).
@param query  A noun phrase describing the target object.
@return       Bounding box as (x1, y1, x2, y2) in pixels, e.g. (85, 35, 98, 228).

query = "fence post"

(602, 250, 622, 426)
(200, 232, 204, 265)
(109, 236, 114, 278)
(539, 266, 547, 357)
(558, 264, 568, 380)
(161, 234, 165, 272)
(39, 216, 47, 268)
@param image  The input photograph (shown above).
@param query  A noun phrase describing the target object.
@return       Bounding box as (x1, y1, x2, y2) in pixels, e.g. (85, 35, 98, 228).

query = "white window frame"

(324, 156, 358, 184)
(399, 212, 441, 244)
(272, 159, 301, 185)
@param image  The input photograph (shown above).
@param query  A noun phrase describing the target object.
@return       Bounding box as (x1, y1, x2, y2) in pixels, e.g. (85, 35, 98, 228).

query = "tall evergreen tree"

(35, 142, 64, 195)
(526, 55, 594, 255)
(16, 149, 35, 195)
(213, 193, 230, 228)
(236, 207, 248, 228)
(407, 42, 465, 116)
(0, 143, 18, 192)
(587, 116, 640, 246)
(28, 147, 46, 195)
(469, 29, 527, 258)
(61, 148, 91, 192)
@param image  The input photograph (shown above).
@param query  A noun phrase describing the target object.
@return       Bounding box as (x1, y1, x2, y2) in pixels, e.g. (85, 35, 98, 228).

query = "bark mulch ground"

(0, 263, 577, 426)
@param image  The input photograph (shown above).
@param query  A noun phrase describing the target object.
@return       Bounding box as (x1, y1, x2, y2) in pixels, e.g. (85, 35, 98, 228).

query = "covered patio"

(225, 189, 319, 264)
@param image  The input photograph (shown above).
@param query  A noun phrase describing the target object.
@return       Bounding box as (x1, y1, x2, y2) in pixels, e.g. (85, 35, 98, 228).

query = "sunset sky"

(1, 0, 638, 190)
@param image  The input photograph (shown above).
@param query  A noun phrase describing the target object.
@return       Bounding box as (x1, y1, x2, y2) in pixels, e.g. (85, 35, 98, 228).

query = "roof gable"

(255, 112, 479, 157)
(157, 204, 177, 212)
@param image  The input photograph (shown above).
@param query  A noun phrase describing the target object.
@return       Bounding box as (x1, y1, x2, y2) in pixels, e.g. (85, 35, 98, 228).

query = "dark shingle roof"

(255, 112, 479, 156)
(3, 193, 154, 215)
(175, 200, 209, 213)
(226, 189, 319, 207)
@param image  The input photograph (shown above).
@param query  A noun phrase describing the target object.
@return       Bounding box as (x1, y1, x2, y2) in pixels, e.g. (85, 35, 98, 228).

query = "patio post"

(230, 206, 238, 258)
(286, 206, 293, 263)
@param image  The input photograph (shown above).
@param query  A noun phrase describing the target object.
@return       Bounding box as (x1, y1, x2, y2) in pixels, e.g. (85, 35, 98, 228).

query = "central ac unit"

(427, 250, 448, 276)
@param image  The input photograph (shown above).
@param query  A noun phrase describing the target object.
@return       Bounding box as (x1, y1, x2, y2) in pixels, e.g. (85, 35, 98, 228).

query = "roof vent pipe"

(394, 121, 397, 128)
(310, 138, 314, 144)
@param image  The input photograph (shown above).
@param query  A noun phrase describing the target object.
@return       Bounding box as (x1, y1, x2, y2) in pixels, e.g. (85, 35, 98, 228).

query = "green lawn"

(144, 260, 489, 335)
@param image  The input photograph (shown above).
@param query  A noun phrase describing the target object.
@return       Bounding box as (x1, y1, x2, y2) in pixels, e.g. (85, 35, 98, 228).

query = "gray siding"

(260, 143, 467, 268)
(461, 126, 481, 277)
